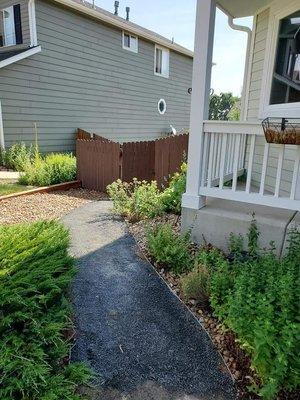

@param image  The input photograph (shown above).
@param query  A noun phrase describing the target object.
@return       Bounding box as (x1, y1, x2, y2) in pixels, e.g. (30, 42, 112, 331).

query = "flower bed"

(107, 165, 300, 400)
(128, 217, 300, 400)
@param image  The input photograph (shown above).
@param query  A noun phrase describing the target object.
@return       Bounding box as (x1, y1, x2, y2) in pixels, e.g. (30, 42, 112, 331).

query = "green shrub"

(107, 179, 165, 221)
(181, 265, 211, 307)
(0, 146, 4, 166)
(181, 247, 225, 307)
(107, 162, 187, 220)
(19, 153, 76, 186)
(203, 226, 300, 399)
(161, 162, 187, 214)
(1, 142, 35, 171)
(146, 224, 193, 275)
(0, 221, 90, 399)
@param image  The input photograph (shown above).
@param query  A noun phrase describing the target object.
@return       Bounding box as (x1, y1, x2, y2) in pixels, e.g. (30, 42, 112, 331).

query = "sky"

(95, 0, 253, 96)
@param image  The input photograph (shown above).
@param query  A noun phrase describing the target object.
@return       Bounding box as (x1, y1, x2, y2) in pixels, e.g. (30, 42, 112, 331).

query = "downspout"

(217, 4, 253, 121)
(0, 101, 5, 150)
(227, 15, 252, 121)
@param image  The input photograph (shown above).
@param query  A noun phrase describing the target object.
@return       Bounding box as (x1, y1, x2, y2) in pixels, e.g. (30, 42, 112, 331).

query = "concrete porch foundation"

(182, 198, 299, 257)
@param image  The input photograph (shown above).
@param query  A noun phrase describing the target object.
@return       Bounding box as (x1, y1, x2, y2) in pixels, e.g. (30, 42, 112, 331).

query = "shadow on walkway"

(62, 201, 237, 400)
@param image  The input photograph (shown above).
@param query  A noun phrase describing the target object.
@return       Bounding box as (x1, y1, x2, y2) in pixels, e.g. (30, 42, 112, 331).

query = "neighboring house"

(182, 0, 300, 254)
(0, 0, 193, 152)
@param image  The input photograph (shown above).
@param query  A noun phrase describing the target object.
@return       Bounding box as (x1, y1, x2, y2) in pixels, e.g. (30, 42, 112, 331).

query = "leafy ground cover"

(0, 182, 33, 196)
(0, 221, 91, 399)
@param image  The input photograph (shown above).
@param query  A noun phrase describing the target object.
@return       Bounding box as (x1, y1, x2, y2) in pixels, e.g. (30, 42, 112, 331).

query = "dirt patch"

(0, 188, 107, 225)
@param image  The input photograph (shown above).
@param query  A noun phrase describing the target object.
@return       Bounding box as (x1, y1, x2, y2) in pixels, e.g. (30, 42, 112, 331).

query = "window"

(122, 32, 138, 53)
(158, 98, 167, 115)
(154, 45, 169, 78)
(1, 4, 22, 47)
(270, 10, 300, 105)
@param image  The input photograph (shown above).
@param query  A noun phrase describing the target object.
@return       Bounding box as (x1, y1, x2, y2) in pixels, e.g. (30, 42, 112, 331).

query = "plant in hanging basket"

(262, 118, 300, 145)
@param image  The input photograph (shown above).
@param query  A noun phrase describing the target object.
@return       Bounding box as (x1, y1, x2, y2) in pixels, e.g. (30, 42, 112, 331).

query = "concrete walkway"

(62, 201, 237, 400)
(0, 170, 20, 182)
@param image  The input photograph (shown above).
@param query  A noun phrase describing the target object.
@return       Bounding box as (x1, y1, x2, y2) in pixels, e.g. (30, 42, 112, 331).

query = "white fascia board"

(0, 45, 41, 69)
(52, 0, 194, 58)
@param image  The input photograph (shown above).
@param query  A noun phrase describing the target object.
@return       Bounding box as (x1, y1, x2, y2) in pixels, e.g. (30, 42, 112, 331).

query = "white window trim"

(259, 0, 300, 119)
(1, 0, 37, 49)
(2, 6, 16, 47)
(0, 45, 41, 69)
(122, 31, 138, 53)
(158, 98, 167, 115)
(28, 0, 38, 47)
(154, 45, 169, 79)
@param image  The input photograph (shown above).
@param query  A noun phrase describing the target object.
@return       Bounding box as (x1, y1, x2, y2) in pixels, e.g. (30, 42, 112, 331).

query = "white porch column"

(182, 0, 216, 210)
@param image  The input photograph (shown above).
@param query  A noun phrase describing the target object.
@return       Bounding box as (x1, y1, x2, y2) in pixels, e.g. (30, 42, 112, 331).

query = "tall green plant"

(19, 153, 76, 186)
(147, 223, 193, 275)
(1, 143, 35, 171)
(107, 179, 165, 221)
(161, 162, 187, 214)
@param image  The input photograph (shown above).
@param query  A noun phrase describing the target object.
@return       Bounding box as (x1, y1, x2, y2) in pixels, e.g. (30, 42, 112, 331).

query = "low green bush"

(146, 224, 193, 275)
(107, 162, 187, 221)
(181, 266, 210, 307)
(0, 221, 91, 399)
(19, 153, 76, 186)
(0, 142, 35, 171)
(107, 179, 165, 221)
(197, 223, 300, 399)
(161, 162, 187, 214)
(181, 247, 224, 307)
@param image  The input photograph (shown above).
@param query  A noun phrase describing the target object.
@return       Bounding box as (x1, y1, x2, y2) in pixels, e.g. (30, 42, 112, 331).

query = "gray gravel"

(62, 201, 237, 400)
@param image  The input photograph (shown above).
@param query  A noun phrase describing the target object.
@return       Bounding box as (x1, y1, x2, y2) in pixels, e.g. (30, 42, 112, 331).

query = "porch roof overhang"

(217, 0, 272, 17)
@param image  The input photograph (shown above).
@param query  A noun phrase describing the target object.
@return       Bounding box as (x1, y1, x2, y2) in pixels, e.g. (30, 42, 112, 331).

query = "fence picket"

(76, 133, 188, 192)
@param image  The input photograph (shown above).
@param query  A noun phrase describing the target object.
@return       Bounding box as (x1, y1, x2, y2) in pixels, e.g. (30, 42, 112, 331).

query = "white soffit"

(217, 0, 272, 17)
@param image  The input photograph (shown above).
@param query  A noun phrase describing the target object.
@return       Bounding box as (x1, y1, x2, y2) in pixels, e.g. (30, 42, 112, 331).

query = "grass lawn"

(0, 221, 91, 399)
(0, 182, 33, 196)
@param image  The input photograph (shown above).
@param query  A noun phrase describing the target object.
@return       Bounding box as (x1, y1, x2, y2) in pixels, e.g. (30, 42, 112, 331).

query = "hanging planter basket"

(262, 118, 300, 145)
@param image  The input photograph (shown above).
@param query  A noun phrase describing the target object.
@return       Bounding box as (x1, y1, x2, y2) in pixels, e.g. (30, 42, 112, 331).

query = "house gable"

(0, 0, 193, 152)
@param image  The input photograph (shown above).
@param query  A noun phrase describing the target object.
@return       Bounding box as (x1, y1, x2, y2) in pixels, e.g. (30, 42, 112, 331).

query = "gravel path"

(62, 201, 237, 400)
(0, 189, 107, 225)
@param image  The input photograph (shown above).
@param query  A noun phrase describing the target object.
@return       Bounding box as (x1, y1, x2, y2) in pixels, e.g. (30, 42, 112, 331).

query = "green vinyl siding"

(0, 0, 193, 152)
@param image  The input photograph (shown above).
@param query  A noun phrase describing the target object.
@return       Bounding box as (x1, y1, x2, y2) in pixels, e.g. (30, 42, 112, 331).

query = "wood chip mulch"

(0, 188, 108, 225)
(128, 215, 298, 400)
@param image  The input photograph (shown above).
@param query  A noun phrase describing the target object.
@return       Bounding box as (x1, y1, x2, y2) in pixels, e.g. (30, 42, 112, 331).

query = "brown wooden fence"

(76, 130, 188, 192)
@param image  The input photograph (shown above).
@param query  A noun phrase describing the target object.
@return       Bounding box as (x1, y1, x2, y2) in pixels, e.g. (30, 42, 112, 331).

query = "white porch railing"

(199, 121, 300, 211)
